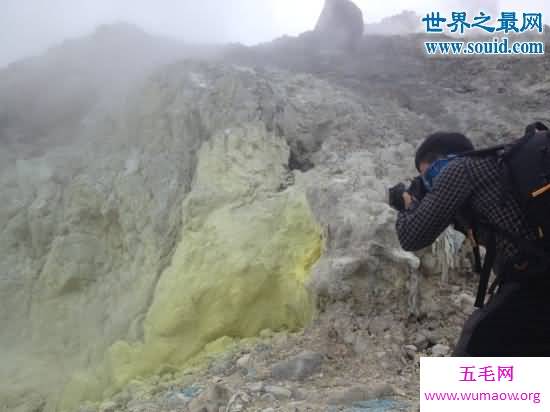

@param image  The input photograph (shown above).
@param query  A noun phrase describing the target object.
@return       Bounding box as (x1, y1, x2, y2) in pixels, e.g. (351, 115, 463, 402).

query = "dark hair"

(525, 122, 549, 136)
(415, 132, 474, 171)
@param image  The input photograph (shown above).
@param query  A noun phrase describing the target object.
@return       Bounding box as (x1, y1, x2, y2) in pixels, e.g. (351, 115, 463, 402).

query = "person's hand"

(407, 176, 427, 202)
(402, 192, 414, 209)
(388, 183, 406, 211)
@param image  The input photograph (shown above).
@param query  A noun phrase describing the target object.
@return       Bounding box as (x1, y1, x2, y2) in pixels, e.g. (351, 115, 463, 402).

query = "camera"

(388, 183, 407, 211)
(388, 176, 427, 212)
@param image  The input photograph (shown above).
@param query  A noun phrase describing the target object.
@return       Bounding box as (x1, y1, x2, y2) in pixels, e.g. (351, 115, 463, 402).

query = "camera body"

(388, 183, 406, 211)
(388, 176, 427, 211)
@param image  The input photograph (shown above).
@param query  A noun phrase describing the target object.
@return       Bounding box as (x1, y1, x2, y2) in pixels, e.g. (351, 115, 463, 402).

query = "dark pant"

(453, 277, 550, 356)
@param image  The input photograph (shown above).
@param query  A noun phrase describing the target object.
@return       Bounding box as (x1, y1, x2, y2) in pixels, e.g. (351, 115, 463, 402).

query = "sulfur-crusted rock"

(57, 121, 322, 410)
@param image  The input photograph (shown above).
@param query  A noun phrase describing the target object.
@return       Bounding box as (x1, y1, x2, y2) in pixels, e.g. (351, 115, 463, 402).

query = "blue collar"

(422, 155, 457, 192)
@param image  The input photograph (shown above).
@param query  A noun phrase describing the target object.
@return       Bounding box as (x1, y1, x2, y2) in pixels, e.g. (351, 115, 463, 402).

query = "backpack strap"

(458, 145, 507, 160)
(478, 221, 550, 304)
(472, 242, 482, 274)
(469, 213, 550, 308)
(474, 231, 497, 308)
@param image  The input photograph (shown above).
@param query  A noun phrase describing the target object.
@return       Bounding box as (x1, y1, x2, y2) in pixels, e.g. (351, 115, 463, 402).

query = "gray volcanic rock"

(226, 33, 550, 148)
(271, 351, 324, 380)
(314, 0, 364, 52)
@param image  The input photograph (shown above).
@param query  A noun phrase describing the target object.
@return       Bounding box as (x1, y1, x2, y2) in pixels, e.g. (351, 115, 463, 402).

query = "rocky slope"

(0, 21, 549, 412)
(0, 23, 220, 168)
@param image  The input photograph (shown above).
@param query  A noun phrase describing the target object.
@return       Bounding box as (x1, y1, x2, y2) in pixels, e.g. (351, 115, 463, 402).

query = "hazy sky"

(1, 0, 548, 67)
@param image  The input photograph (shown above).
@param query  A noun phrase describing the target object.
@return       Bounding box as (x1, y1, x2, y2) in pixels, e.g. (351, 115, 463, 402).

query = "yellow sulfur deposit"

(58, 123, 322, 410)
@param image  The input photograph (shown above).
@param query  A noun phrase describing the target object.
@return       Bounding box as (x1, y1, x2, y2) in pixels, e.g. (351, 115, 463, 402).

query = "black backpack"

(459, 122, 550, 307)
(503, 125, 550, 245)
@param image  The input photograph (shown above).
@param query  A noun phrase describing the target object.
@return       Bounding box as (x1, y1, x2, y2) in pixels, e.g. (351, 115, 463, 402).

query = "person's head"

(525, 122, 549, 136)
(415, 132, 475, 173)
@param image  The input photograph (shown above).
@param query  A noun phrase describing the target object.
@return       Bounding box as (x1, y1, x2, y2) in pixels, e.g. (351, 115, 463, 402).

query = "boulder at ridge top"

(314, 0, 364, 52)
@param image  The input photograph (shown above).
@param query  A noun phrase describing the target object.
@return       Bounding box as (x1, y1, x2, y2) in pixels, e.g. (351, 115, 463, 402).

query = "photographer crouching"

(389, 128, 550, 356)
